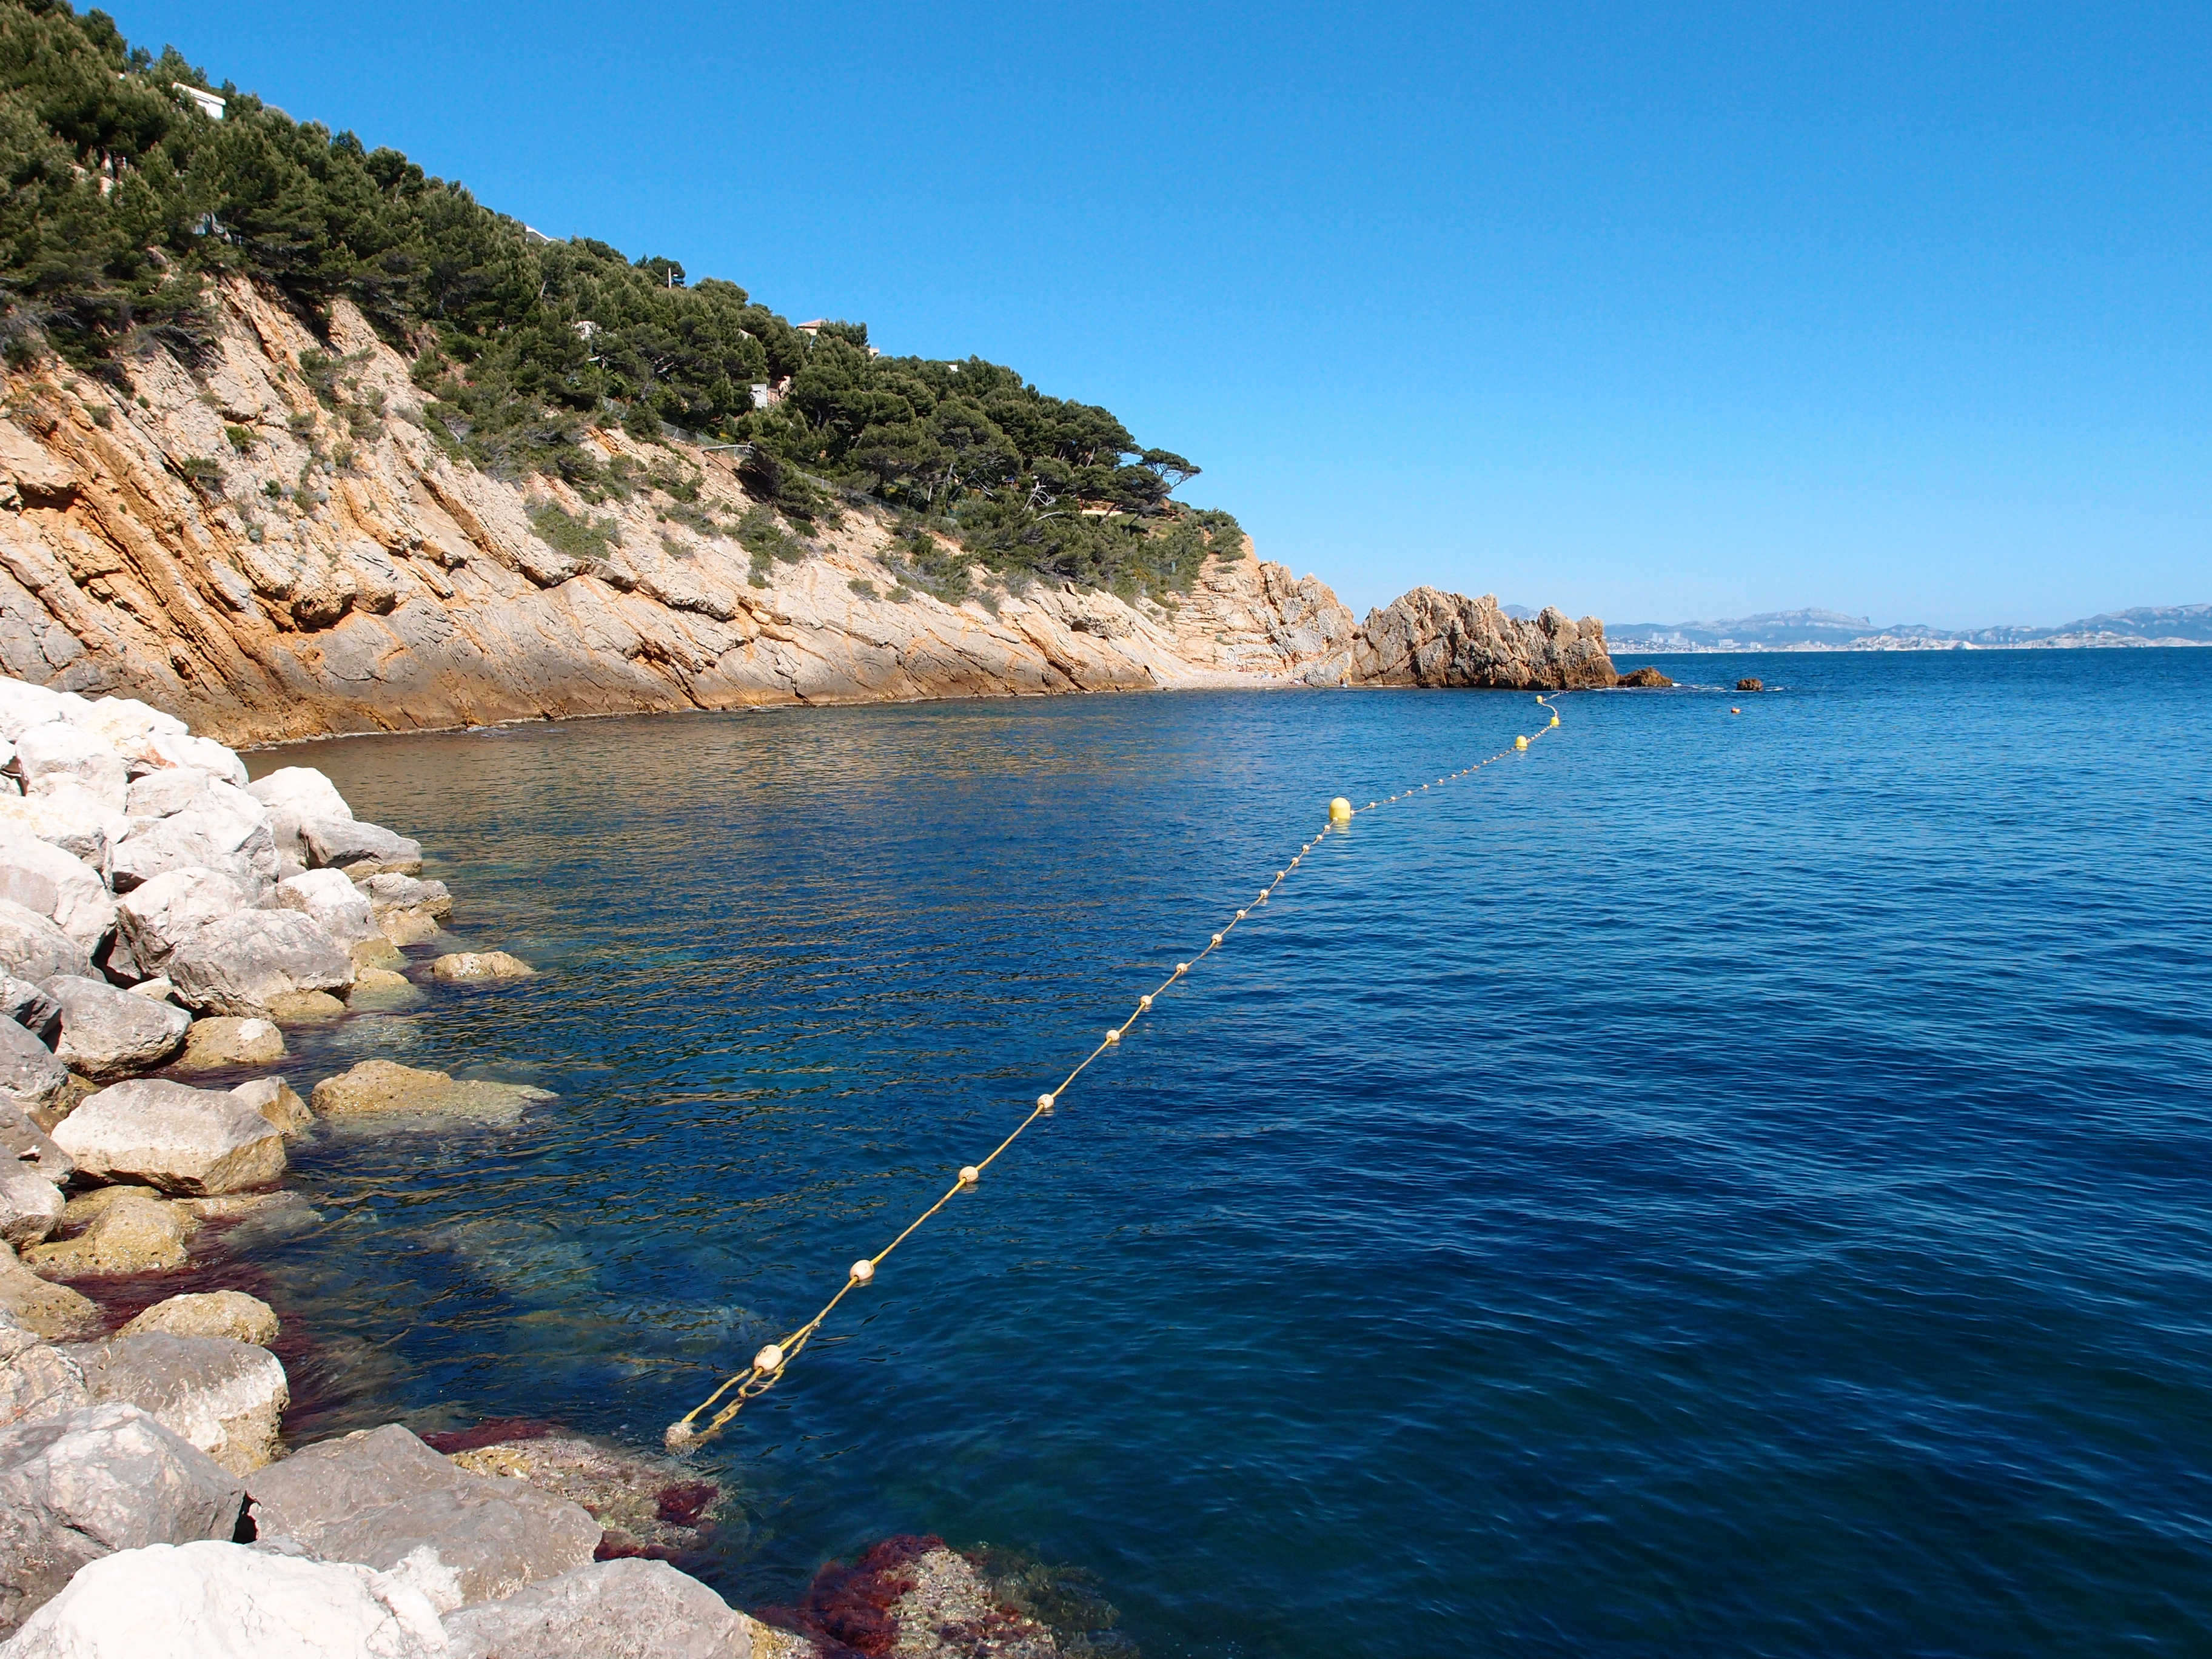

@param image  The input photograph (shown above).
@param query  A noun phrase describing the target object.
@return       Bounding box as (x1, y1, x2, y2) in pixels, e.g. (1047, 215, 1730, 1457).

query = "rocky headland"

(0, 282, 1630, 747)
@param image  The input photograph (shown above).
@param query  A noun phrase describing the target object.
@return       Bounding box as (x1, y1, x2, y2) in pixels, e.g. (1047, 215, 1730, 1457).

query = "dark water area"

(232, 650, 2211, 1657)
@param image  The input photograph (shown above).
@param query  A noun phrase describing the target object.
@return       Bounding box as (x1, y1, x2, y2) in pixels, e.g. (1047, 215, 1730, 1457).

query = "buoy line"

(665, 693, 1572, 1450)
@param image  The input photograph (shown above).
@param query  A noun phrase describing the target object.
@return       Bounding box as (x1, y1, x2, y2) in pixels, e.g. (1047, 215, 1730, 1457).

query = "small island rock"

(1737, 677, 1765, 691)
(1616, 665, 1675, 688)
(431, 951, 534, 984)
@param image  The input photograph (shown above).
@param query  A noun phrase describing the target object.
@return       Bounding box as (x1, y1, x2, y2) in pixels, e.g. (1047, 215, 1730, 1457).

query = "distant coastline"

(1600, 603, 2211, 654)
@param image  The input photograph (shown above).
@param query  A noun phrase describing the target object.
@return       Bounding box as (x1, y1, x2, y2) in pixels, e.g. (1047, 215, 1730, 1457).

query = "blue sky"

(112, 1, 2209, 625)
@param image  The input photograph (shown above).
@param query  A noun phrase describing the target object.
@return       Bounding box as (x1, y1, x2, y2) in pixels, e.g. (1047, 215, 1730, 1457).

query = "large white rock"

(62, 697, 188, 755)
(0, 1108, 69, 1188)
(0, 905, 86, 997)
(442, 1558, 751, 1659)
(0, 1404, 246, 1638)
(246, 1424, 600, 1610)
(246, 767, 352, 823)
(44, 976, 191, 1080)
(0, 1024, 67, 1117)
(0, 1540, 446, 1657)
(0, 686, 81, 745)
(124, 766, 210, 819)
(0, 831, 115, 958)
(0, 1315, 89, 1432)
(110, 866, 252, 982)
(163, 911, 353, 1017)
(0, 785, 128, 870)
(110, 809, 275, 896)
(273, 870, 376, 947)
(299, 819, 421, 878)
(73, 1333, 288, 1476)
(137, 732, 249, 789)
(0, 1175, 61, 1253)
(10, 724, 126, 811)
(50, 1079, 287, 1196)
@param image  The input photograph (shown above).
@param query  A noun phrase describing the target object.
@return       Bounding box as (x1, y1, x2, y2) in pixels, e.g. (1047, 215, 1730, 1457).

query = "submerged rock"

(246, 1423, 601, 1610)
(51, 1078, 288, 1196)
(0, 1404, 248, 1637)
(230, 1076, 312, 1138)
(443, 1557, 753, 1659)
(265, 989, 347, 1024)
(1, 1540, 448, 1658)
(310, 1061, 549, 1124)
(429, 951, 534, 984)
(122, 1292, 280, 1348)
(440, 1429, 726, 1557)
(73, 1332, 289, 1475)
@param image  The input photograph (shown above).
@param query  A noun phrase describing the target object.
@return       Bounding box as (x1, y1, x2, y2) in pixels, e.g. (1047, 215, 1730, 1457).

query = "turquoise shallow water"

(233, 650, 2210, 1657)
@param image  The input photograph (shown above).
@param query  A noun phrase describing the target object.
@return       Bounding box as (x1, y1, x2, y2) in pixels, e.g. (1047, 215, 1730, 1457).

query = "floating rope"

(666, 694, 1570, 1449)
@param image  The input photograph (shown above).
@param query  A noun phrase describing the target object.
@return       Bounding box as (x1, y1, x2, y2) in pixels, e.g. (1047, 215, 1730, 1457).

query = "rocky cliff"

(0, 281, 1613, 745)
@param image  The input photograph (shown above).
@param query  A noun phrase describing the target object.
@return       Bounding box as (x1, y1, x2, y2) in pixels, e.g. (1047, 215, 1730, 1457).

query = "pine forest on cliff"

(0, 0, 1241, 602)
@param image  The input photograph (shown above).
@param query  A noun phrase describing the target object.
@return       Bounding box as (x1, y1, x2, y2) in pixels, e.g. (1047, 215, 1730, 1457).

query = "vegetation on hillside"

(0, 0, 1241, 597)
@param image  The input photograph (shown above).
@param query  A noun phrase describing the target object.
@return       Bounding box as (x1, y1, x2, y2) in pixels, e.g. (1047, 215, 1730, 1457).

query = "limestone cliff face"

(1352, 588, 1618, 689)
(0, 280, 1609, 745)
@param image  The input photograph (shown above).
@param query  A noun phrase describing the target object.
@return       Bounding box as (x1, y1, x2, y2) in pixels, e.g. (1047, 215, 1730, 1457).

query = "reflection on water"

(212, 658, 2212, 1658)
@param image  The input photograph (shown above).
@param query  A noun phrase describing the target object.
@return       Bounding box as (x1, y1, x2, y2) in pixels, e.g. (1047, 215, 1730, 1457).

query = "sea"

(226, 648, 2211, 1657)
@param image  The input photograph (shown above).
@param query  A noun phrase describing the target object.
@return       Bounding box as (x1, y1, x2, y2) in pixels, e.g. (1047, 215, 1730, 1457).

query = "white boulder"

(0, 1539, 446, 1657)
(0, 830, 115, 958)
(163, 911, 354, 1017)
(245, 1423, 600, 1610)
(138, 731, 250, 788)
(44, 975, 191, 1080)
(443, 1558, 753, 1659)
(10, 724, 126, 811)
(50, 1079, 287, 1196)
(0, 1024, 67, 1117)
(110, 809, 275, 896)
(0, 907, 85, 1005)
(273, 870, 376, 947)
(0, 1174, 61, 1252)
(0, 784, 128, 870)
(0, 1403, 245, 1635)
(110, 866, 252, 982)
(0, 685, 81, 745)
(74, 1333, 289, 1475)
(0, 1314, 90, 1432)
(124, 766, 211, 818)
(246, 767, 353, 823)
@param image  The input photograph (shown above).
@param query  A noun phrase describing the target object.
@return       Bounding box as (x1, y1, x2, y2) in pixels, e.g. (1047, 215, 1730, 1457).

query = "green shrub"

(529, 500, 621, 561)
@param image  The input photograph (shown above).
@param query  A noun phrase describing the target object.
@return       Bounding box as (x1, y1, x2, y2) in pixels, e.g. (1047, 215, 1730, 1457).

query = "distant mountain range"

(1601, 605, 2212, 652)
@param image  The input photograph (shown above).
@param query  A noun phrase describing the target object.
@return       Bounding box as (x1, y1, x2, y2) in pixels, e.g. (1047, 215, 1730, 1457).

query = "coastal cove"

(192, 650, 2211, 1657)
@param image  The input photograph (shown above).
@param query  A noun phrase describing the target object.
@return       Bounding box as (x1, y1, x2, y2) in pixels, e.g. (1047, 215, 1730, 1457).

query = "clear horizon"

(106, 0, 2212, 627)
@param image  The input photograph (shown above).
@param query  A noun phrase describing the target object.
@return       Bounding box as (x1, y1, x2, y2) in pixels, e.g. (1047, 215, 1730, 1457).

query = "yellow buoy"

(1514, 736, 1529, 751)
(1328, 797, 1353, 822)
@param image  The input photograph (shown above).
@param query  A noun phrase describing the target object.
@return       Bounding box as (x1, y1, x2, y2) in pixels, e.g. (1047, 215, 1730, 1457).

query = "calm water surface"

(235, 651, 2211, 1657)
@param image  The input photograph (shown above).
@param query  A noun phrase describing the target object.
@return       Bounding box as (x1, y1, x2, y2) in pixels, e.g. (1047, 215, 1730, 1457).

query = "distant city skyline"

(107, 0, 2212, 626)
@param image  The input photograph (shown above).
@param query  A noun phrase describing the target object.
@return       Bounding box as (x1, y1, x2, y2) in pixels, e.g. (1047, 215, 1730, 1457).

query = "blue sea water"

(236, 649, 2212, 1657)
